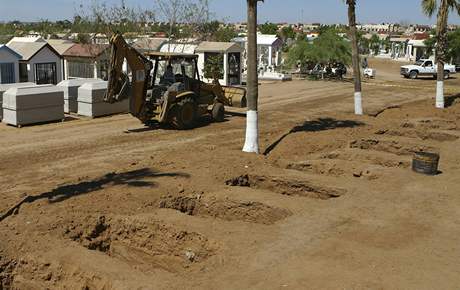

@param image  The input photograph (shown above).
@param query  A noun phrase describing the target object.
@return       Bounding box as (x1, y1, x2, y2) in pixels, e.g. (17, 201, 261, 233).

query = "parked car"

(455, 63, 460, 72)
(400, 59, 456, 80)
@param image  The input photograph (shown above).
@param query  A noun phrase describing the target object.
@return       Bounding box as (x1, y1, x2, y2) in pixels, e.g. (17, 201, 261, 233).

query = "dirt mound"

(65, 215, 214, 269)
(251, 175, 345, 200)
(159, 195, 291, 225)
(349, 139, 438, 156)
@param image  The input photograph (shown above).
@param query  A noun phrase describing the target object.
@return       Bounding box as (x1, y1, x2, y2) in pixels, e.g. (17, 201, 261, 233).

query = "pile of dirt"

(159, 195, 291, 225)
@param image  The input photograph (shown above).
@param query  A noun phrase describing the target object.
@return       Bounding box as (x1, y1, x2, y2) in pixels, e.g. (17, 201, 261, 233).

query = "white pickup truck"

(400, 59, 456, 79)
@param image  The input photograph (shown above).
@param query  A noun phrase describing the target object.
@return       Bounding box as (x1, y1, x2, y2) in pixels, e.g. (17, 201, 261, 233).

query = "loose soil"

(1, 58, 460, 289)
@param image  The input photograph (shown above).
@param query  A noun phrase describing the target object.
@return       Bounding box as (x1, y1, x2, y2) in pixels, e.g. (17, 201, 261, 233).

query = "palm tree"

(422, 0, 460, 109)
(243, 0, 263, 153)
(346, 0, 363, 115)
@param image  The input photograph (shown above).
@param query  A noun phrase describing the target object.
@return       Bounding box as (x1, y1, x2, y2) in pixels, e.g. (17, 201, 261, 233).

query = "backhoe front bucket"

(222, 86, 247, 108)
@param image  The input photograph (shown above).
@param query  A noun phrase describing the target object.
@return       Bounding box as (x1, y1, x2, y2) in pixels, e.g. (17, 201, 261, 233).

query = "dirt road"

(1, 58, 460, 289)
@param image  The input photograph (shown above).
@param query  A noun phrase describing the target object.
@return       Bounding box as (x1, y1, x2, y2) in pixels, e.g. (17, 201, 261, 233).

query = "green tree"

(422, 0, 460, 109)
(286, 39, 313, 69)
(259, 22, 278, 34)
(369, 34, 380, 55)
(425, 28, 460, 63)
(212, 26, 238, 42)
(203, 54, 224, 79)
(279, 26, 296, 42)
(446, 28, 460, 63)
(286, 28, 351, 69)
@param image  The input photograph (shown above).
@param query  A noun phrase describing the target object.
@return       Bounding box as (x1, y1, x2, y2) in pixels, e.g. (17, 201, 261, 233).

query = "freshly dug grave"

(318, 149, 411, 169)
(374, 128, 459, 142)
(64, 215, 215, 270)
(349, 138, 438, 156)
(159, 195, 291, 225)
(249, 175, 345, 199)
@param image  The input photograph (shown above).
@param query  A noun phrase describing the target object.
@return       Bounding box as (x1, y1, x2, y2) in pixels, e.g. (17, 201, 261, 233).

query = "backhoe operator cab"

(148, 52, 232, 129)
(104, 33, 246, 130)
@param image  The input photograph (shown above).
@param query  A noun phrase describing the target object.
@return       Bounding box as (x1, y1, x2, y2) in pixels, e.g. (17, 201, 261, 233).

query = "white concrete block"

(2, 86, 64, 126)
(3, 106, 64, 127)
(0, 82, 35, 120)
(77, 81, 129, 117)
(57, 78, 101, 113)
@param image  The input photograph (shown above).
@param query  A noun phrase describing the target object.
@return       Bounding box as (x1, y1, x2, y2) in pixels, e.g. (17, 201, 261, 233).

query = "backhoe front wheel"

(171, 97, 197, 130)
(212, 102, 225, 122)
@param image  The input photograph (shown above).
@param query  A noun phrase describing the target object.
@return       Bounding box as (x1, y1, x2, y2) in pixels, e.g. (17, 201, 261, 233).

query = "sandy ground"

(1, 58, 460, 289)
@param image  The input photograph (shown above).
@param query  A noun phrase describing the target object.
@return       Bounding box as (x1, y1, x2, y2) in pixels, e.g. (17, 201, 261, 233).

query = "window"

(203, 52, 224, 80)
(0, 63, 15, 84)
(35, 62, 57, 85)
(19, 63, 28, 83)
(68, 60, 95, 79)
(97, 60, 109, 81)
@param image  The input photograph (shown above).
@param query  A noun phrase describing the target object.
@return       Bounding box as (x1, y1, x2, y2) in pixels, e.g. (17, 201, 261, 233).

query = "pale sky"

(0, 0, 459, 24)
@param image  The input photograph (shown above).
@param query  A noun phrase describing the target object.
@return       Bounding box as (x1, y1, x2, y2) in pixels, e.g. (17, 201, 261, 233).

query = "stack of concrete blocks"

(2, 85, 64, 127)
(77, 81, 129, 117)
(0, 83, 35, 120)
(57, 79, 101, 113)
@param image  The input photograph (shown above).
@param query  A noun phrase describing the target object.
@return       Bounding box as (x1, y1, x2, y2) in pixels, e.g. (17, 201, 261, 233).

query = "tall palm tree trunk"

(243, 0, 260, 153)
(347, 0, 363, 115)
(435, 0, 449, 109)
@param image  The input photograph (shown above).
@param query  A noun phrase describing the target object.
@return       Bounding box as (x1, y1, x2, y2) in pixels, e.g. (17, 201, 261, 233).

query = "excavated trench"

(286, 161, 347, 177)
(159, 195, 291, 225)
(0, 259, 16, 290)
(65, 215, 214, 269)
(319, 150, 411, 169)
(349, 138, 438, 156)
(249, 175, 345, 199)
(225, 175, 345, 200)
(375, 128, 459, 142)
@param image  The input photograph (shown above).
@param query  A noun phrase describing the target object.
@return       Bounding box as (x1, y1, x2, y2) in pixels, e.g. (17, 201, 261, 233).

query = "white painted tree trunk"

(436, 81, 444, 109)
(242, 110, 259, 153)
(354, 92, 363, 115)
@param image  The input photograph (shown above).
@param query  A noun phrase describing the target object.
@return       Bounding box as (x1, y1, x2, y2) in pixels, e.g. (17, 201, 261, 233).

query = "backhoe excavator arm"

(105, 33, 153, 123)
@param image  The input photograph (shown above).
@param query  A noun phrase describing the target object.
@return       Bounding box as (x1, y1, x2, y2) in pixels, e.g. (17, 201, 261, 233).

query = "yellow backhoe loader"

(104, 33, 247, 129)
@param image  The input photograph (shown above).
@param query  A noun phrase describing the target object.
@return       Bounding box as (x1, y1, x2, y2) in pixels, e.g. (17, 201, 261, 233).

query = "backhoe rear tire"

(171, 97, 197, 130)
(212, 103, 225, 122)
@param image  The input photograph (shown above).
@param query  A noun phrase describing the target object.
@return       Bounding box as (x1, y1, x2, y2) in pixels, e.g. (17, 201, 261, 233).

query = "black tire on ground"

(212, 102, 225, 122)
(170, 97, 197, 130)
(409, 71, 418, 79)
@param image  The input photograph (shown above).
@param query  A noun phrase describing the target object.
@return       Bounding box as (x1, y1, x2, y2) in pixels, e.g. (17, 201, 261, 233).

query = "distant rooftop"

(195, 41, 243, 53)
(6, 41, 51, 60)
(47, 39, 75, 55)
(132, 38, 167, 53)
(62, 44, 109, 58)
